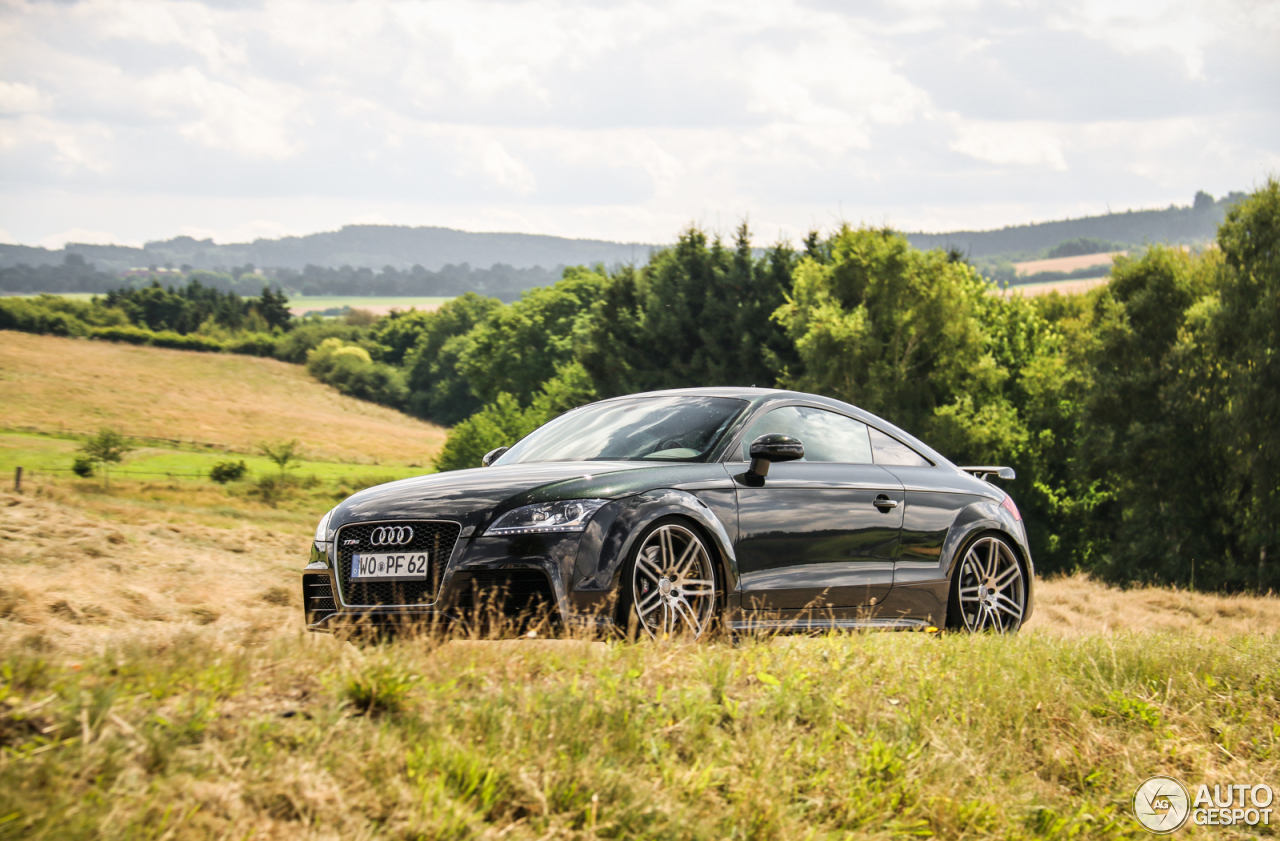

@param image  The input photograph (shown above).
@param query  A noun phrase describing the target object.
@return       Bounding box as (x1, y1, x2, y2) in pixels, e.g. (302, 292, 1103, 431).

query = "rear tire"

(618, 517, 718, 641)
(946, 533, 1027, 633)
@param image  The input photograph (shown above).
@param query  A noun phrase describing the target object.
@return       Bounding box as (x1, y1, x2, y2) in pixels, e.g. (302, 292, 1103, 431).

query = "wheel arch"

(940, 500, 1035, 625)
(945, 525, 1035, 630)
(609, 489, 738, 591)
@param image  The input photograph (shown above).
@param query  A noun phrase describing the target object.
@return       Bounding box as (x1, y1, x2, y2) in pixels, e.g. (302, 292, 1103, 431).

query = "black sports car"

(302, 388, 1033, 637)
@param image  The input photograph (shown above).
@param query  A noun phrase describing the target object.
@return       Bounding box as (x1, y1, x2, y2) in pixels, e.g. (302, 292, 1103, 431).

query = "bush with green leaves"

(306, 337, 408, 408)
(208, 460, 248, 484)
(70, 455, 95, 478)
(77, 428, 133, 490)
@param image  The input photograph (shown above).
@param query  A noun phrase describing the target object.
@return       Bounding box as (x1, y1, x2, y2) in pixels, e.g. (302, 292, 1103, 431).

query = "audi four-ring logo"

(369, 525, 414, 546)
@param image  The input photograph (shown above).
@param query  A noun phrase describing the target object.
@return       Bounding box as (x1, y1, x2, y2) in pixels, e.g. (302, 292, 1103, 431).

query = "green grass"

(0, 431, 431, 484)
(0, 628, 1276, 839)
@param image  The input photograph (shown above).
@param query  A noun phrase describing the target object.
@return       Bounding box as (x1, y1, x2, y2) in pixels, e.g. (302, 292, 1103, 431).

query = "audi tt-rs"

(302, 387, 1034, 638)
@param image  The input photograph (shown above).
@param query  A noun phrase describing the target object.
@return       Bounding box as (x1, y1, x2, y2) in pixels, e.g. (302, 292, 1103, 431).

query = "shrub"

(209, 460, 248, 484)
(251, 475, 289, 507)
(433, 393, 539, 472)
(223, 332, 279, 357)
(88, 325, 152, 345)
(344, 662, 418, 715)
(78, 428, 133, 490)
(306, 337, 408, 408)
(0, 297, 90, 336)
(71, 455, 96, 478)
(147, 331, 225, 352)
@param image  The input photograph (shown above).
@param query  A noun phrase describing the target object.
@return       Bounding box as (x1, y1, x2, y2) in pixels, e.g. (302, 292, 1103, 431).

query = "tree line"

(1, 180, 1275, 592)
(0, 255, 561, 302)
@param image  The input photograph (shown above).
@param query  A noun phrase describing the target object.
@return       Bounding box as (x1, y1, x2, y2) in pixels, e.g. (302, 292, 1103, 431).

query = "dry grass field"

(287, 296, 450, 316)
(1001, 277, 1111, 298)
(1013, 252, 1122, 276)
(4, 475, 1277, 656)
(2, 476, 1277, 840)
(0, 331, 445, 464)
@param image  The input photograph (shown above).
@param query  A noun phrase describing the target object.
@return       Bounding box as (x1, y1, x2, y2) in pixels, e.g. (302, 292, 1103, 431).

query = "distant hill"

(906, 191, 1245, 259)
(0, 190, 1248, 294)
(0, 225, 659, 273)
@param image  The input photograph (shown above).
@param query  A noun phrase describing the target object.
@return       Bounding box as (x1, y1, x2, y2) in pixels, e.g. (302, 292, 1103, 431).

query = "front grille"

(334, 520, 460, 607)
(303, 572, 336, 624)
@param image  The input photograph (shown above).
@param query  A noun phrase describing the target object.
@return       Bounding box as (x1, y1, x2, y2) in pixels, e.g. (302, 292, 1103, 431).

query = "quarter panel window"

(868, 427, 932, 466)
(740, 406, 873, 464)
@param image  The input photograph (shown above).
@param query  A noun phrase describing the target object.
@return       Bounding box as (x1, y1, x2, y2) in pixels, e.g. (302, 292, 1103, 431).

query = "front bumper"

(303, 523, 618, 633)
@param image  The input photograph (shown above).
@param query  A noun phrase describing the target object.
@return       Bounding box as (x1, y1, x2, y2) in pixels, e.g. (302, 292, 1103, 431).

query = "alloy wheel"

(955, 535, 1026, 632)
(631, 524, 716, 640)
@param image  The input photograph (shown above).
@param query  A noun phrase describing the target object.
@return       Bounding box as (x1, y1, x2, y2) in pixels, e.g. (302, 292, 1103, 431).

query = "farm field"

(288, 295, 452, 316)
(0, 331, 446, 464)
(1013, 251, 1122, 276)
(1001, 277, 1110, 298)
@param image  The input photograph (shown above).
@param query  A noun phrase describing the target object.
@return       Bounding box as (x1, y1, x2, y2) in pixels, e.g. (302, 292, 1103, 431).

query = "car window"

(497, 396, 748, 464)
(868, 427, 932, 466)
(740, 406, 873, 463)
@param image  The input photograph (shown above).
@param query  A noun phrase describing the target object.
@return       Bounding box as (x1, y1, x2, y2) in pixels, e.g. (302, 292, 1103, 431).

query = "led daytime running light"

(486, 499, 608, 536)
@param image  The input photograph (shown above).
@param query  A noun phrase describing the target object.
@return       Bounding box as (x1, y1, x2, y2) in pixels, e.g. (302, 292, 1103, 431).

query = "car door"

(731, 405, 904, 610)
(867, 427, 986, 587)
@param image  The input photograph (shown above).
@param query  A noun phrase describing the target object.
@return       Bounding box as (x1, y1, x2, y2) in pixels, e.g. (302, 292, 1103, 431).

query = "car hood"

(332, 460, 732, 535)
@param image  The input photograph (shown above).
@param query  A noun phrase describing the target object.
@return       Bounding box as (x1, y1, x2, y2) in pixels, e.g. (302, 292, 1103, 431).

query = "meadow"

(2, 332, 1278, 840)
(1, 331, 445, 464)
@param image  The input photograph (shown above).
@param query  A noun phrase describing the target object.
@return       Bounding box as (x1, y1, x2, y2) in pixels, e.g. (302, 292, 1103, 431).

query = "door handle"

(873, 496, 898, 510)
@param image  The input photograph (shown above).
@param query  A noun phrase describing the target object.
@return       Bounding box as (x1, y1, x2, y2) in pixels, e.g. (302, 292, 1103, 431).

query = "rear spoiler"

(959, 466, 1016, 481)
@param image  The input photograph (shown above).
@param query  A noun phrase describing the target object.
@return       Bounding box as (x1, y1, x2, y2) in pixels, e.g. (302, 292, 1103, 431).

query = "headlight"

(314, 508, 335, 544)
(485, 499, 608, 536)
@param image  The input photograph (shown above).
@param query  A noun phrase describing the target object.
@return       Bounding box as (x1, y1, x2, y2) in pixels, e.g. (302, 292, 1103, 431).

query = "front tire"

(620, 518, 717, 640)
(947, 533, 1027, 632)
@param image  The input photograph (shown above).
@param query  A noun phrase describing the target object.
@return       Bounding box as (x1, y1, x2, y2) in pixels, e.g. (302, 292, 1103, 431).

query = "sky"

(1, 0, 1277, 249)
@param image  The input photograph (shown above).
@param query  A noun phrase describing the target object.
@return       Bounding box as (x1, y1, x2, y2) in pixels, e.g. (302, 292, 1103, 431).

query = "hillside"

(0, 225, 659, 274)
(0, 331, 446, 464)
(906, 191, 1243, 258)
(1, 191, 1246, 286)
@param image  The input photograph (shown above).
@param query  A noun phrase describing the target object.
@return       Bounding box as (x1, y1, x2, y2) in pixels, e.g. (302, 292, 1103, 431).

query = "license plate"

(350, 552, 429, 582)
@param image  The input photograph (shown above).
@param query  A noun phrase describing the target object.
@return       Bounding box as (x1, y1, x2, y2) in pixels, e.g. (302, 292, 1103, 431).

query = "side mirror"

(481, 446, 509, 467)
(748, 434, 804, 478)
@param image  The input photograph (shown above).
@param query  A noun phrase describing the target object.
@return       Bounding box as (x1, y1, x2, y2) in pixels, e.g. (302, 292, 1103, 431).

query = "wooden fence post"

(14, 466, 22, 494)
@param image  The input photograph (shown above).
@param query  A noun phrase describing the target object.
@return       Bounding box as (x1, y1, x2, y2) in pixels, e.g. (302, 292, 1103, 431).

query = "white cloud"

(950, 120, 1069, 170)
(0, 81, 48, 114)
(0, 0, 1275, 247)
(37, 227, 127, 249)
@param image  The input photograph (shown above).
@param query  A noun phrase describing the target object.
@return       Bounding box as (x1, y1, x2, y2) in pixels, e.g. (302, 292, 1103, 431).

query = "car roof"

(588, 387, 953, 467)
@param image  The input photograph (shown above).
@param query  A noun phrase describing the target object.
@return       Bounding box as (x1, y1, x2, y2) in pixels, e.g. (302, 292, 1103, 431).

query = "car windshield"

(495, 396, 749, 464)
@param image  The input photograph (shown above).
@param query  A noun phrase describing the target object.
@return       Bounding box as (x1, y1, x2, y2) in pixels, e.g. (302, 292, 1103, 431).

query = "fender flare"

(939, 499, 1035, 624)
(575, 488, 740, 597)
